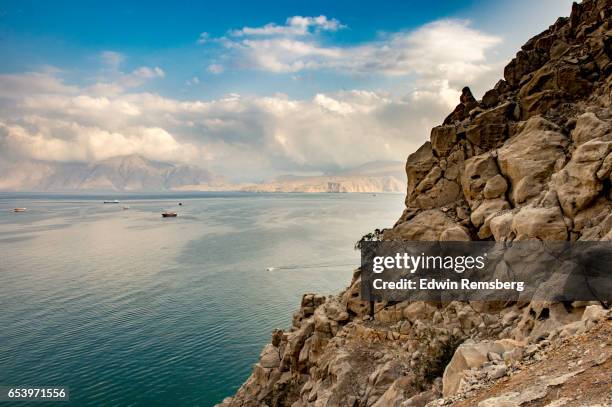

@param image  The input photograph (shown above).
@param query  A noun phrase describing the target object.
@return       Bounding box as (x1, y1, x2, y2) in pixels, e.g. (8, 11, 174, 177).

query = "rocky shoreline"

(219, 1, 611, 405)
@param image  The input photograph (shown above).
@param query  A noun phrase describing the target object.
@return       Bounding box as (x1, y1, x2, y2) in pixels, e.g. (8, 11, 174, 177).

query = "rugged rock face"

(219, 1, 611, 406)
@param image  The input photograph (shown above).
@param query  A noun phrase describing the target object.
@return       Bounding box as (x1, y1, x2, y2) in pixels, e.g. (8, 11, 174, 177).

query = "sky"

(0, 0, 575, 182)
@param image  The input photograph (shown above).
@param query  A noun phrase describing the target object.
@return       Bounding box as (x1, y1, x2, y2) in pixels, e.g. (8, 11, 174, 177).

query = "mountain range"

(0, 155, 406, 193)
(236, 161, 406, 193)
(0, 155, 221, 192)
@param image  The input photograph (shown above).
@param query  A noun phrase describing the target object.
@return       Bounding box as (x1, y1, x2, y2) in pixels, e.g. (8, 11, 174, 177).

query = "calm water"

(0, 192, 403, 406)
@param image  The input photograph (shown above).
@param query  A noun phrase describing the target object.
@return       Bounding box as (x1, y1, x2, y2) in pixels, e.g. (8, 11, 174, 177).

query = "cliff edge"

(219, 1, 611, 405)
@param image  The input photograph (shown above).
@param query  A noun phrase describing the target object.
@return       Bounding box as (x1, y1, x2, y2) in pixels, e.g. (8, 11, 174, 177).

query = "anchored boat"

(13, 208, 26, 212)
(162, 211, 177, 218)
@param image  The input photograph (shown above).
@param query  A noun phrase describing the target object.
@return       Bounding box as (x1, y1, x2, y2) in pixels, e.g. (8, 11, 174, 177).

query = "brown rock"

(512, 206, 568, 240)
(483, 174, 509, 199)
(430, 125, 458, 157)
(443, 87, 479, 124)
(462, 153, 501, 209)
(553, 139, 612, 217)
(471, 198, 511, 228)
(571, 112, 611, 145)
(498, 117, 568, 205)
(504, 49, 549, 88)
(415, 166, 442, 193)
(440, 226, 471, 241)
(384, 209, 462, 241)
(412, 178, 462, 210)
(481, 88, 500, 108)
(443, 339, 523, 397)
(465, 102, 515, 151)
(405, 142, 437, 199)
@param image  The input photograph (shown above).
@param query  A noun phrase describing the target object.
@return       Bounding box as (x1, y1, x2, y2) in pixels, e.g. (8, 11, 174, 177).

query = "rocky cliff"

(219, 1, 612, 406)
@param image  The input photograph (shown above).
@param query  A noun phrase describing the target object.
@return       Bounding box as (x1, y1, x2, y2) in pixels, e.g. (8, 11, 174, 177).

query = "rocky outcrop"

(219, 1, 611, 406)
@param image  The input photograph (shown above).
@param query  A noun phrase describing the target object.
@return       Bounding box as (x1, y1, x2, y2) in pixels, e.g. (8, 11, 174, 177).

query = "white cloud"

(0, 70, 455, 181)
(0, 72, 78, 95)
(132, 66, 165, 79)
(186, 76, 200, 86)
(229, 15, 344, 37)
(197, 32, 209, 44)
(0, 120, 198, 163)
(112, 66, 165, 88)
(207, 64, 224, 74)
(99, 51, 124, 68)
(220, 19, 501, 82)
(0, 17, 509, 183)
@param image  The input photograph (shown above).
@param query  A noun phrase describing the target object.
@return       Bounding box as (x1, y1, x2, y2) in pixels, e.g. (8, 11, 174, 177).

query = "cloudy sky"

(0, 0, 574, 182)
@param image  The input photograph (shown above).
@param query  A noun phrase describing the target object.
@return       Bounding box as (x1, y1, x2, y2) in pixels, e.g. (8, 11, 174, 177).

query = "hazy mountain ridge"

(0, 157, 406, 193)
(0, 155, 220, 192)
(237, 161, 406, 193)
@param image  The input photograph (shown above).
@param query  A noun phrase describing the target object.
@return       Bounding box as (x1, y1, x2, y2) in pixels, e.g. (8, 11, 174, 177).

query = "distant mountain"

(0, 157, 406, 193)
(333, 160, 407, 177)
(236, 161, 406, 193)
(0, 155, 222, 192)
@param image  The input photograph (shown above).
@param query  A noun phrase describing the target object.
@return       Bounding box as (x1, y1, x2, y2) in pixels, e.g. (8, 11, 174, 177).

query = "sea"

(0, 192, 404, 406)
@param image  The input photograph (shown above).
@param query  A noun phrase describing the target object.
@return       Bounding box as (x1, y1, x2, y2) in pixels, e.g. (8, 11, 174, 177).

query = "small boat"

(178, 202, 183, 206)
(162, 211, 177, 218)
(104, 200, 120, 204)
(13, 208, 27, 212)
(122, 205, 130, 210)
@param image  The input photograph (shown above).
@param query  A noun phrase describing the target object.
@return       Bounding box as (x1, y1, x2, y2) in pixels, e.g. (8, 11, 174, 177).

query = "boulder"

(259, 344, 281, 368)
(465, 102, 515, 151)
(402, 301, 437, 322)
(430, 126, 458, 157)
(571, 112, 611, 145)
(281, 319, 314, 372)
(443, 148, 466, 182)
(365, 361, 405, 404)
(444, 87, 479, 124)
(443, 339, 523, 397)
(412, 178, 462, 210)
(511, 206, 568, 240)
(471, 199, 511, 228)
(371, 375, 415, 407)
(498, 117, 568, 205)
(518, 63, 591, 110)
(466, 123, 507, 152)
(405, 142, 437, 199)
(581, 304, 607, 323)
(504, 49, 549, 88)
(342, 277, 370, 317)
(553, 139, 612, 217)
(462, 153, 502, 209)
(415, 166, 442, 194)
(483, 174, 509, 199)
(400, 388, 439, 406)
(440, 226, 471, 241)
(384, 209, 462, 241)
(489, 211, 515, 241)
(481, 88, 500, 108)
